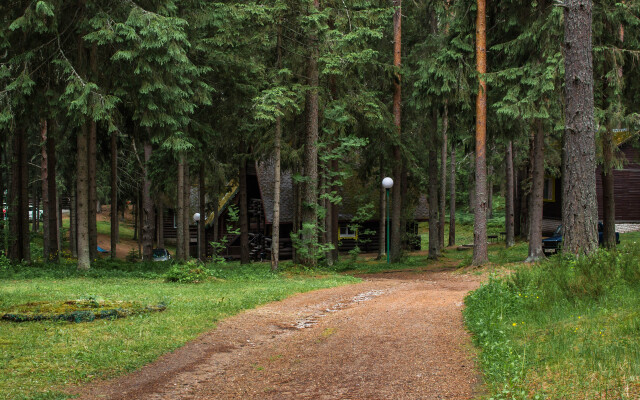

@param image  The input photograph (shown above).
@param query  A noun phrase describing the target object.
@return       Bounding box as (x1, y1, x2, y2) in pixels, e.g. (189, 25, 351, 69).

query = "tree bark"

(42, 120, 59, 261)
(473, 0, 489, 266)
(428, 109, 440, 259)
(239, 159, 249, 264)
(390, 0, 403, 263)
(183, 161, 190, 259)
(527, 121, 545, 261)
(505, 141, 515, 248)
(468, 151, 476, 213)
(271, 26, 283, 272)
(9, 132, 30, 262)
(562, 0, 598, 256)
(156, 199, 164, 249)
(176, 155, 185, 261)
(300, 0, 321, 267)
(601, 128, 616, 247)
(439, 106, 448, 251)
(487, 163, 493, 220)
(198, 164, 206, 261)
(41, 120, 50, 258)
(110, 131, 118, 259)
(70, 183, 77, 258)
(142, 140, 154, 261)
(77, 122, 90, 270)
(378, 164, 386, 259)
(449, 142, 456, 246)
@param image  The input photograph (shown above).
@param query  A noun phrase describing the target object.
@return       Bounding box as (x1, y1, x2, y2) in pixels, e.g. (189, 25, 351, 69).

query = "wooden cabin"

(543, 141, 640, 233)
(198, 159, 428, 261)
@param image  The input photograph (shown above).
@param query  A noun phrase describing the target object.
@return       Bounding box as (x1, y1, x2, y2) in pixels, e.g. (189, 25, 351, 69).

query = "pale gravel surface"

(74, 268, 484, 400)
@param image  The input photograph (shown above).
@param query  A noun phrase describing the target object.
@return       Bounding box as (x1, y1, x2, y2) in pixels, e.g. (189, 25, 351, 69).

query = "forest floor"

(71, 261, 486, 400)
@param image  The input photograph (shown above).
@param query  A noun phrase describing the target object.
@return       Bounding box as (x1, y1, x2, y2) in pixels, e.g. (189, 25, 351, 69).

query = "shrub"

(164, 261, 212, 283)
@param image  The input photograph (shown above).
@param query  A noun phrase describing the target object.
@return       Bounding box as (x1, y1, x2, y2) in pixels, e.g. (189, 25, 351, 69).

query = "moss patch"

(1, 298, 166, 323)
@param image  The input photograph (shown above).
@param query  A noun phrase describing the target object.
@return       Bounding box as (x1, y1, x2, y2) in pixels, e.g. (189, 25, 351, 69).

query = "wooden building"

(196, 159, 428, 261)
(543, 141, 640, 233)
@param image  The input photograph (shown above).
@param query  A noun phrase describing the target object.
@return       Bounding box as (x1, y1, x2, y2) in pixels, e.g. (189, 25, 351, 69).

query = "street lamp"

(193, 213, 201, 260)
(382, 177, 394, 264)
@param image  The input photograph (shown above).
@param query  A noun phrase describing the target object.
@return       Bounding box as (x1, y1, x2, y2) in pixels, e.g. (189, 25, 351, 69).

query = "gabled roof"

(256, 158, 295, 224)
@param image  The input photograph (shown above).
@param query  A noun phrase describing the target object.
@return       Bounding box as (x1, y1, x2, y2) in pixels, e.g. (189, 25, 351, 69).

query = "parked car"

(542, 222, 620, 255)
(152, 248, 172, 262)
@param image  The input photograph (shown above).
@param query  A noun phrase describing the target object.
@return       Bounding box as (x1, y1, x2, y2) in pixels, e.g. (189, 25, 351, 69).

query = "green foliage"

(209, 205, 240, 264)
(126, 249, 141, 263)
(465, 240, 640, 398)
(164, 261, 212, 284)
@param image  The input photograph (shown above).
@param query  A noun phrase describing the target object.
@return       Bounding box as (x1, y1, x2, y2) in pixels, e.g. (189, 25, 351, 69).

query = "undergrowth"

(464, 239, 640, 399)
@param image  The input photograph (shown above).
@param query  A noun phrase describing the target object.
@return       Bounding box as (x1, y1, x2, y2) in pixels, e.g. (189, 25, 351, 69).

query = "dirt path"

(74, 268, 484, 399)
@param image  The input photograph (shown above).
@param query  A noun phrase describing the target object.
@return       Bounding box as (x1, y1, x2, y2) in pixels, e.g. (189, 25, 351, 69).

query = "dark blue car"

(542, 222, 620, 255)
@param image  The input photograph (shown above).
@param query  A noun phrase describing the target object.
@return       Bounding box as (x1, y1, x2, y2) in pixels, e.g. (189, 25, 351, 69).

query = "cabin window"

(543, 177, 556, 202)
(339, 226, 358, 240)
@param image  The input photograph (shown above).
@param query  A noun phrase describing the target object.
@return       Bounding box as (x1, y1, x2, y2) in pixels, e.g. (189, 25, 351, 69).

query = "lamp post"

(382, 177, 394, 264)
(193, 212, 201, 260)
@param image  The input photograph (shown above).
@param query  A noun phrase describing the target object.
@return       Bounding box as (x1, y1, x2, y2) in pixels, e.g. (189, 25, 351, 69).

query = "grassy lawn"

(0, 260, 359, 400)
(464, 231, 640, 399)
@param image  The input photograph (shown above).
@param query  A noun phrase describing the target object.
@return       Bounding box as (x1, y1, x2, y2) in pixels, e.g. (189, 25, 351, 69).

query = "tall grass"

(464, 238, 640, 399)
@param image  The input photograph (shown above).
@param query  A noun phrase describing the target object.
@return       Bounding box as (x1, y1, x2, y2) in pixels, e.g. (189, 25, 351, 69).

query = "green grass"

(0, 260, 359, 400)
(464, 234, 640, 399)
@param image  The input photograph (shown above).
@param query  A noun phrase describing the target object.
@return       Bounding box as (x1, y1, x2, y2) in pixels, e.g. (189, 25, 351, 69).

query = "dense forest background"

(1, 0, 639, 270)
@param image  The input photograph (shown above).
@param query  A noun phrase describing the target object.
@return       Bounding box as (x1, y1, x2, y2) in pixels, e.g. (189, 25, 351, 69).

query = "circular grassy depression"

(1, 298, 166, 323)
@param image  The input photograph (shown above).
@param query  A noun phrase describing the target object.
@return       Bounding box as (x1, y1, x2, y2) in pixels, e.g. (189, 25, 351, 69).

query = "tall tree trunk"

(513, 150, 521, 237)
(527, 121, 545, 261)
(41, 120, 50, 258)
(301, 0, 321, 267)
(176, 155, 185, 261)
(77, 122, 90, 270)
(70, 183, 77, 258)
(9, 132, 30, 262)
(390, 0, 403, 263)
(47, 128, 59, 261)
(142, 140, 154, 261)
(41, 120, 59, 261)
(428, 110, 440, 259)
(0, 141, 5, 254)
(330, 158, 339, 262)
(88, 123, 97, 261)
(505, 141, 515, 248)
(239, 159, 249, 264)
(32, 185, 38, 233)
(473, 0, 488, 266)
(271, 116, 282, 271)
(601, 128, 616, 247)
(378, 163, 386, 259)
(439, 106, 448, 251)
(563, 0, 598, 255)
(183, 161, 190, 259)
(199, 164, 206, 261)
(487, 163, 493, 220)
(137, 188, 142, 257)
(449, 142, 456, 246)
(468, 151, 476, 213)
(157, 199, 164, 249)
(110, 131, 118, 259)
(88, 43, 98, 261)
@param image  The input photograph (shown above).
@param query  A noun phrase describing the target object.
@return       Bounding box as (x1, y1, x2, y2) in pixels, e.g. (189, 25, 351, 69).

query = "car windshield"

(153, 249, 167, 257)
